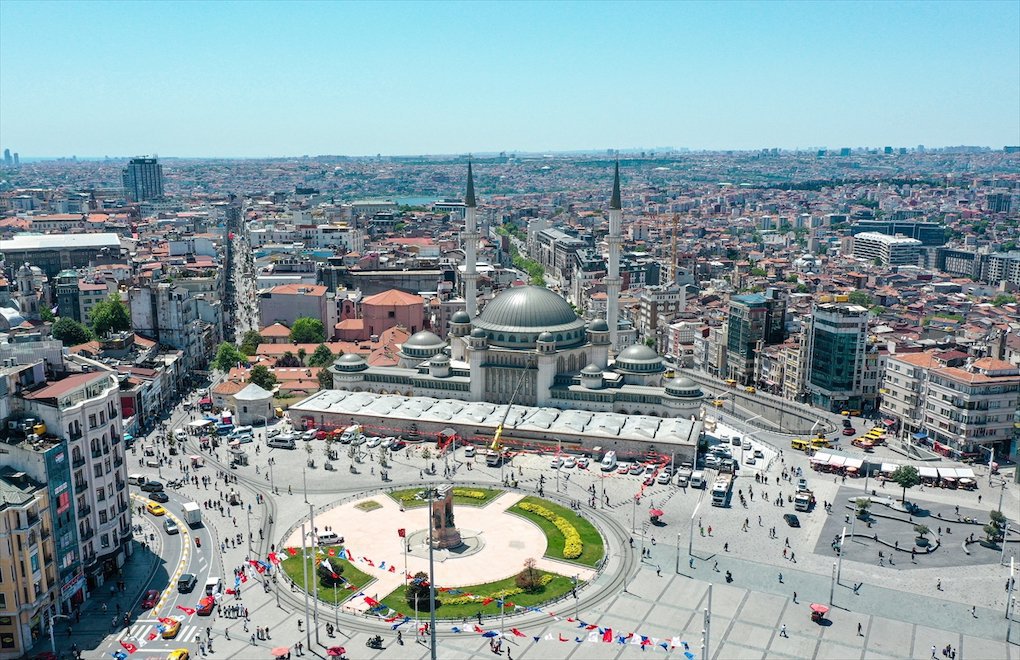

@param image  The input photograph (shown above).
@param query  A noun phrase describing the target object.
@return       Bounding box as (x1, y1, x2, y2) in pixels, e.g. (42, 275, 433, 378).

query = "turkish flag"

(147, 632, 158, 641)
(287, 547, 298, 556)
(328, 548, 336, 556)
(558, 634, 569, 642)
(511, 628, 527, 637)
(602, 627, 613, 643)
(268, 552, 281, 564)
(388, 566, 396, 573)
(398, 528, 406, 538)
(158, 617, 176, 625)
(177, 606, 196, 616)
(240, 573, 248, 583)
(331, 572, 339, 579)
(120, 641, 139, 653)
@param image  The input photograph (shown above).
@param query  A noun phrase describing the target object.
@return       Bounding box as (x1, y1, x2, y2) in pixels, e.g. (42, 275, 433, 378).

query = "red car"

(142, 589, 160, 609)
(197, 599, 215, 616)
(842, 427, 855, 436)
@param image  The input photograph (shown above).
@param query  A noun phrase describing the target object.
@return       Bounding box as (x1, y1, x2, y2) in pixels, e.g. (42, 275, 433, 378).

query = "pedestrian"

(250, 634, 255, 645)
(931, 644, 937, 659)
(857, 622, 863, 636)
(937, 579, 942, 591)
(708, 526, 713, 536)
(779, 624, 787, 638)
(657, 566, 661, 576)
(778, 572, 783, 583)
(266, 626, 270, 639)
(724, 542, 729, 552)
(972, 605, 977, 618)
(793, 591, 797, 603)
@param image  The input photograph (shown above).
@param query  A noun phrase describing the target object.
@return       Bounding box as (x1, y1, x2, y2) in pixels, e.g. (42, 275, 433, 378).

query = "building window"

(100, 533, 110, 549)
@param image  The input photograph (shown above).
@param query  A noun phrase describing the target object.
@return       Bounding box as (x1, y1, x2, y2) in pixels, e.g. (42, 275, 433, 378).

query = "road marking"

(130, 493, 191, 617)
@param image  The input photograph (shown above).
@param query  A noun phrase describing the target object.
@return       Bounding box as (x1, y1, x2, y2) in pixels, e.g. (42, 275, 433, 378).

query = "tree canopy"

(89, 295, 131, 336)
(290, 317, 325, 344)
(307, 344, 335, 368)
(52, 317, 95, 346)
(890, 465, 920, 503)
(405, 571, 433, 611)
(848, 290, 874, 307)
(248, 364, 277, 391)
(212, 342, 246, 372)
(239, 330, 263, 355)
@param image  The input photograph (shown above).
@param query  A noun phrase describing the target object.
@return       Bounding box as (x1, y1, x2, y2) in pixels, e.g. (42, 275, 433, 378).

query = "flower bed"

(518, 502, 583, 559)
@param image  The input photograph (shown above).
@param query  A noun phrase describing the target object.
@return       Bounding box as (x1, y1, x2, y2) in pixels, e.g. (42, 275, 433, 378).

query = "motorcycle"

(195, 536, 202, 548)
(366, 635, 383, 649)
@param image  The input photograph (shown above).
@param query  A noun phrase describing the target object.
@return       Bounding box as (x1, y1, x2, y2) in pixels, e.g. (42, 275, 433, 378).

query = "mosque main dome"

(472, 285, 587, 349)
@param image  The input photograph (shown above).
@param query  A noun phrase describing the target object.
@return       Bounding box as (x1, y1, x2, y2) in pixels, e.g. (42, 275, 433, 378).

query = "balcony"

(80, 527, 94, 541)
(83, 552, 96, 566)
(77, 505, 92, 519)
(72, 456, 86, 469)
(115, 480, 125, 492)
(91, 448, 104, 459)
(69, 430, 83, 441)
(109, 408, 119, 419)
(111, 434, 121, 445)
(74, 481, 88, 495)
(41, 527, 51, 541)
(44, 553, 54, 565)
(114, 456, 123, 468)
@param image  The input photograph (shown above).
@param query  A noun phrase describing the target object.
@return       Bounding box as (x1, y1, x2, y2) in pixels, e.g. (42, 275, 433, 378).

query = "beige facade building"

(0, 469, 58, 659)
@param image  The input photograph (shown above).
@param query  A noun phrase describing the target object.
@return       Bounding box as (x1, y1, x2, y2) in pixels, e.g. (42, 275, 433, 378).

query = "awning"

(199, 397, 212, 405)
(883, 419, 896, 426)
(955, 467, 976, 479)
(810, 451, 832, 464)
(123, 433, 133, 441)
(918, 466, 939, 478)
(912, 431, 928, 440)
(828, 456, 847, 468)
(844, 457, 864, 469)
(189, 419, 213, 428)
(880, 462, 900, 474)
(937, 468, 958, 479)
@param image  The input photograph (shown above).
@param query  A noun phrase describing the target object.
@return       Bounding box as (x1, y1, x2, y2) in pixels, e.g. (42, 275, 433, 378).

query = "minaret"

(463, 161, 479, 318)
(606, 161, 623, 350)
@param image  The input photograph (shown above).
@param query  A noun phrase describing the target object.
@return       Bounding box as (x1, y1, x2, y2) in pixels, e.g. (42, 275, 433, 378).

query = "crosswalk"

(114, 620, 202, 645)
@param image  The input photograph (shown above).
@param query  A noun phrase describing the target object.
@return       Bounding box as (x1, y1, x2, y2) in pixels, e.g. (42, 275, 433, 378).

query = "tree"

(239, 330, 262, 355)
(515, 558, 542, 593)
(987, 510, 1007, 542)
(890, 465, 921, 504)
(212, 342, 246, 372)
(297, 348, 307, 364)
(52, 317, 95, 346)
(276, 351, 302, 367)
(405, 571, 433, 611)
(991, 294, 1016, 307)
(913, 524, 930, 539)
(290, 317, 325, 344)
(848, 290, 874, 307)
(307, 344, 335, 368)
(317, 368, 334, 390)
(248, 365, 277, 391)
(855, 498, 872, 519)
(40, 307, 55, 323)
(89, 294, 131, 336)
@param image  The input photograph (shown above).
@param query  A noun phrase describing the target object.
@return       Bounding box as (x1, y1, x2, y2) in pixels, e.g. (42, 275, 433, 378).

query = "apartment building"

(0, 469, 58, 660)
(922, 358, 1020, 459)
(880, 351, 945, 440)
(257, 284, 338, 335)
(984, 251, 1020, 287)
(637, 284, 687, 343)
(781, 328, 810, 403)
(18, 369, 131, 592)
(725, 290, 786, 385)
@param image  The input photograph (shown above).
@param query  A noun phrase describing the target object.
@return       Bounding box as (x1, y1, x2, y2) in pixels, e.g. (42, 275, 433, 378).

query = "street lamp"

(48, 607, 71, 658)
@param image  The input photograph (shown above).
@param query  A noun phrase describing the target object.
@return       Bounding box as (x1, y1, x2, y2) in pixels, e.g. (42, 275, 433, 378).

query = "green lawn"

(376, 571, 575, 620)
(281, 546, 376, 606)
(509, 496, 604, 567)
(386, 487, 503, 509)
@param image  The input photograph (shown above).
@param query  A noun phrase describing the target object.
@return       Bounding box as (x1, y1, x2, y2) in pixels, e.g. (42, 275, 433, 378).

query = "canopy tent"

(955, 467, 976, 479)
(912, 431, 928, 440)
(827, 455, 847, 468)
(918, 466, 939, 479)
(189, 419, 214, 428)
(880, 463, 900, 475)
(810, 451, 832, 464)
(844, 457, 865, 470)
(937, 467, 959, 479)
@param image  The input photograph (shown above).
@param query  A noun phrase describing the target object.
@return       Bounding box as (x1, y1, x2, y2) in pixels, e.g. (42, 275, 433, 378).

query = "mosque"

(324, 163, 705, 421)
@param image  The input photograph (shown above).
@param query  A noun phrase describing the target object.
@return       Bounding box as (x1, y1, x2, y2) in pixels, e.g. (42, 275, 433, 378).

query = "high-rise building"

(121, 157, 164, 202)
(2, 149, 11, 166)
(851, 232, 923, 266)
(12, 153, 19, 167)
(725, 289, 786, 385)
(806, 302, 869, 412)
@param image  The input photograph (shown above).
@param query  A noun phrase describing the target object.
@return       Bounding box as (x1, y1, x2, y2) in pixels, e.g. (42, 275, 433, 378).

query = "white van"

(128, 474, 147, 486)
(173, 429, 187, 441)
(204, 577, 222, 597)
(600, 451, 617, 472)
(230, 426, 254, 442)
(267, 436, 295, 449)
(690, 470, 707, 489)
(340, 425, 362, 444)
(317, 531, 341, 545)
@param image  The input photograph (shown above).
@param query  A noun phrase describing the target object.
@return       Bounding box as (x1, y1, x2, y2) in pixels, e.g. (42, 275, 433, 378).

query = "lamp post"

(48, 607, 71, 659)
(689, 498, 703, 558)
(245, 509, 253, 558)
(427, 486, 438, 660)
(301, 523, 311, 652)
(308, 502, 320, 646)
(828, 561, 837, 606)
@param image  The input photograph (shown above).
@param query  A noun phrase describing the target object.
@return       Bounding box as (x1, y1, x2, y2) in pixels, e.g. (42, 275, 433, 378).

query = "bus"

(711, 475, 733, 507)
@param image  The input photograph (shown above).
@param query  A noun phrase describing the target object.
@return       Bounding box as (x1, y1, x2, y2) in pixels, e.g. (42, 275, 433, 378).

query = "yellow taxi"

(161, 618, 181, 639)
(712, 399, 725, 407)
(167, 650, 190, 660)
(744, 386, 756, 393)
(146, 502, 167, 516)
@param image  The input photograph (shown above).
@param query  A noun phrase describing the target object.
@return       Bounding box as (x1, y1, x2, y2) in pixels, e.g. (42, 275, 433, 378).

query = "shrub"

(519, 502, 583, 559)
(515, 558, 542, 592)
(452, 488, 487, 499)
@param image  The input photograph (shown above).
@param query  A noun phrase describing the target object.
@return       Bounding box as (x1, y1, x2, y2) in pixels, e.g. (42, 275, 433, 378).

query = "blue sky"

(1, 1, 1018, 157)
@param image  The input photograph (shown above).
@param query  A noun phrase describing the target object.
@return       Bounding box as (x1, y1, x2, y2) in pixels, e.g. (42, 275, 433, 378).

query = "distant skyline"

(1, 1, 1018, 158)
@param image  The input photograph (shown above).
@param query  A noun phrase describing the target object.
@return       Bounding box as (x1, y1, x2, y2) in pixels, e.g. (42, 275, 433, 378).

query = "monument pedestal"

(431, 485, 463, 549)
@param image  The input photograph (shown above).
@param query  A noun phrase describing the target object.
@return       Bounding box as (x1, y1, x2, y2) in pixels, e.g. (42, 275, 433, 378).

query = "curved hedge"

(518, 502, 583, 559)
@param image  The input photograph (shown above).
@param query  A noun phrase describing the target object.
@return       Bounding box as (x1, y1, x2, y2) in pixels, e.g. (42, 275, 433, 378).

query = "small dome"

(581, 363, 602, 375)
(403, 330, 445, 349)
(618, 344, 659, 361)
(337, 353, 365, 365)
(430, 353, 450, 364)
(589, 319, 609, 332)
(614, 343, 665, 373)
(537, 331, 554, 342)
(666, 376, 703, 398)
(470, 328, 487, 339)
(451, 310, 471, 324)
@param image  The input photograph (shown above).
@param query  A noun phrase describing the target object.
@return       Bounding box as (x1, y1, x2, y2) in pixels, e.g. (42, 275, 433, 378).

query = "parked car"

(742, 439, 752, 450)
(576, 458, 590, 469)
(797, 477, 808, 491)
(390, 440, 406, 451)
(629, 464, 644, 475)
(704, 455, 721, 468)
(163, 519, 180, 535)
(268, 429, 281, 439)
(744, 455, 756, 466)
(140, 481, 164, 493)
(753, 449, 764, 459)
(196, 600, 215, 616)
(643, 475, 655, 486)
(550, 457, 563, 469)
(731, 436, 742, 446)
(167, 650, 191, 660)
(142, 589, 160, 609)
(783, 514, 801, 528)
(617, 463, 631, 475)
(657, 471, 672, 485)
(464, 446, 476, 458)
(146, 502, 167, 516)
(148, 491, 169, 503)
(381, 437, 395, 449)
(365, 436, 382, 449)
(563, 457, 576, 469)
